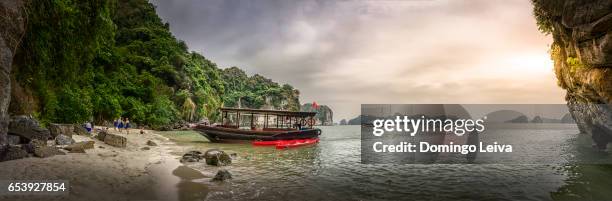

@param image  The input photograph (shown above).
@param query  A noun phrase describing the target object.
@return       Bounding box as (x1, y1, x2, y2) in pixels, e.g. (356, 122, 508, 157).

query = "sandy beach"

(0, 128, 192, 201)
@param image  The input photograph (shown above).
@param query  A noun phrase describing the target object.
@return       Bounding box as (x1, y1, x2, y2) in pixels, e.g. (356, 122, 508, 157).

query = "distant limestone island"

(483, 110, 575, 124)
(339, 110, 576, 125)
(339, 115, 378, 125)
(300, 103, 334, 126)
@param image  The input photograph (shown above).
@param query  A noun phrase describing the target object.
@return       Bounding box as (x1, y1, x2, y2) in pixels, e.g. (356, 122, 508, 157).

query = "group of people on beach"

(113, 118, 131, 134)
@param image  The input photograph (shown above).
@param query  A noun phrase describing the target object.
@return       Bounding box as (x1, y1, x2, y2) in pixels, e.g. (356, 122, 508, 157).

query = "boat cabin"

(218, 107, 317, 131)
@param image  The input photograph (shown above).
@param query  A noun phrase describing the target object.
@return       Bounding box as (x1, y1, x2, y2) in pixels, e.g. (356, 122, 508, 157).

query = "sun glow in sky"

(151, 0, 565, 121)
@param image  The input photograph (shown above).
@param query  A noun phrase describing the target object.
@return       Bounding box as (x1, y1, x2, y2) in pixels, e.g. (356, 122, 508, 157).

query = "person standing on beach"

(85, 122, 92, 134)
(113, 118, 119, 131)
(118, 119, 124, 133)
(125, 118, 131, 134)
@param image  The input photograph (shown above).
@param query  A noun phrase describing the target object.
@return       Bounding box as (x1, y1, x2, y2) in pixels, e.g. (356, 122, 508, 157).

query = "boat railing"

(219, 107, 318, 130)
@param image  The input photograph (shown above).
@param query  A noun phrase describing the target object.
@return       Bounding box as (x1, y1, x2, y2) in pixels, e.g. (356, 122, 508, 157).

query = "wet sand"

(0, 128, 211, 201)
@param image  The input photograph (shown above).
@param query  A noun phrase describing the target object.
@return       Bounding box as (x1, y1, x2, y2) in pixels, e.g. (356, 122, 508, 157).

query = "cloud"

(150, 0, 564, 121)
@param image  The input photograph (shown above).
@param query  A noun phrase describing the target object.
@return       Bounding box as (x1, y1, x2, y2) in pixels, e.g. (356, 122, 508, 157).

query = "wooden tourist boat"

(195, 107, 322, 143)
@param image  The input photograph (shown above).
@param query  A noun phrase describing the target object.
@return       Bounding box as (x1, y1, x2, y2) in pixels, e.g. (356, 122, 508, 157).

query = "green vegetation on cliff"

(221, 67, 300, 111)
(12, 0, 299, 128)
(531, 0, 556, 34)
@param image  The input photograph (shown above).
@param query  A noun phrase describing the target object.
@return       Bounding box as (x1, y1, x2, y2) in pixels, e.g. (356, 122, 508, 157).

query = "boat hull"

(195, 126, 321, 142)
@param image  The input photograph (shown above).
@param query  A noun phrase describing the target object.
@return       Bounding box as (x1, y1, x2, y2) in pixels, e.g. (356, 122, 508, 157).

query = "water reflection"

(551, 134, 612, 200)
(551, 165, 612, 201)
(159, 126, 612, 201)
(172, 166, 209, 201)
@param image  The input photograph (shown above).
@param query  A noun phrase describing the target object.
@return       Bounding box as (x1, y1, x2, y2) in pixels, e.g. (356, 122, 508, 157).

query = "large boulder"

(48, 123, 76, 138)
(181, 150, 204, 162)
(146, 140, 157, 146)
(55, 134, 75, 145)
(73, 125, 89, 136)
(64, 141, 94, 152)
(26, 139, 64, 158)
(8, 115, 50, 141)
(103, 133, 127, 148)
(204, 149, 232, 166)
(7, 134, 20, 145)
(95, 130, 127, 147)
(0, 145, 28, 161)
(24, 139, 45, 153)
(96, 131, 107, 141)
(211, 169, 232, 181)
(33, 146, 65, 157)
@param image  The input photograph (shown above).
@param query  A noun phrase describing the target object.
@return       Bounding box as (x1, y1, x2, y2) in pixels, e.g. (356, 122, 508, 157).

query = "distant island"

(301, 103, 334, 126)
(339, 115, 379, 125)
(339, 110, 576, 125)
(485, 110, 528, 123)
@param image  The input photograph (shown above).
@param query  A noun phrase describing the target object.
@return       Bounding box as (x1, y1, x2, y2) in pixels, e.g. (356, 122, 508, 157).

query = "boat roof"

(220, 107, 316, 117)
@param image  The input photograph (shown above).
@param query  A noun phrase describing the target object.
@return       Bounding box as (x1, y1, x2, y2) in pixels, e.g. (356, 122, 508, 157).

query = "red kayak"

(275, 138, 319, 149)
(252, 138, 319, 149)
(252, 140, 285, 146)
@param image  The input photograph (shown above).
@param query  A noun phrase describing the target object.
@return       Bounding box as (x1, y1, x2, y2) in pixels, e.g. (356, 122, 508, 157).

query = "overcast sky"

(150, 0, 565, 121)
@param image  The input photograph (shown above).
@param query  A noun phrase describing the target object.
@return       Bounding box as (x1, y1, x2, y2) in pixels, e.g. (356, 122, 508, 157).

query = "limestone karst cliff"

(533, 0, 612, 149)
(301, 103, 333, 126)
(0, 0, 26, 147)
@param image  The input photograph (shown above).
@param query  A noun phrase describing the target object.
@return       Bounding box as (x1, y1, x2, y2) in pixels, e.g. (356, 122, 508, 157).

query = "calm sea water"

(160, 125, 612, 201)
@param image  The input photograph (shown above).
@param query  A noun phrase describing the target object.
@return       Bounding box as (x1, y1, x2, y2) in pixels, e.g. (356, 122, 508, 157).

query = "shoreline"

(0, 127, 211, 201)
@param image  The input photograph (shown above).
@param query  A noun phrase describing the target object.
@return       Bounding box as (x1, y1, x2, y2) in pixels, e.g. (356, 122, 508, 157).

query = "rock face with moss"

(532, 0, 612, 149)
(0, 0, 26, 147)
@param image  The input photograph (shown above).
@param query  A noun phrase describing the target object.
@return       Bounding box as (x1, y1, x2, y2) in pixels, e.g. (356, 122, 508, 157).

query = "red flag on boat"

(312, 101, 319, 109)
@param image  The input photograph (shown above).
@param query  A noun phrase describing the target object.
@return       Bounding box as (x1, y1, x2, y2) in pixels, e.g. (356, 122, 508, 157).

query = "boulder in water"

(55, 134, 75, 145)
(229, 153, 238, 158)
(204, 149, 231, 166)
(181, 150, 204, 162)
(211, 169, 232, 181)
(146, 140, 157, 146)
(181, 156, 198, 162)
